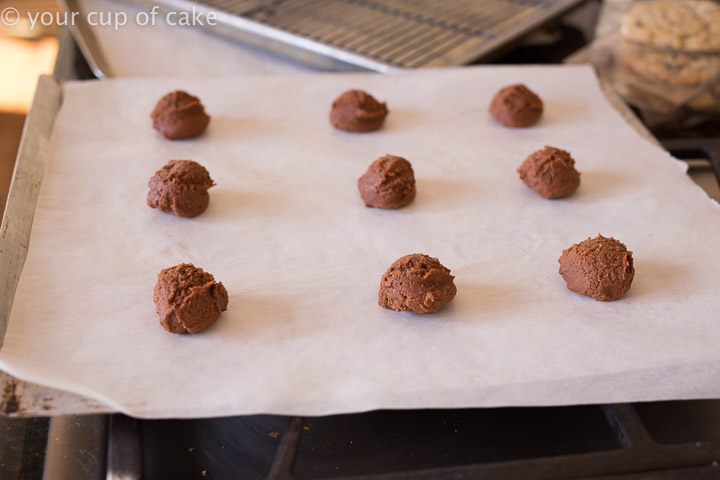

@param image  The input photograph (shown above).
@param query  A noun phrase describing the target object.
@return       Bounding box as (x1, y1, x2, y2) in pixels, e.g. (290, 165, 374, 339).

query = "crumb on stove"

(269, 432, 281, 439)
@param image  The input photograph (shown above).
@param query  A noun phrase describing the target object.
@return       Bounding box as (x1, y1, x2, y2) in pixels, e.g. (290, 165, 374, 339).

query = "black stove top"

(6, 400, 720, 479)
(118, 401, 720, 479)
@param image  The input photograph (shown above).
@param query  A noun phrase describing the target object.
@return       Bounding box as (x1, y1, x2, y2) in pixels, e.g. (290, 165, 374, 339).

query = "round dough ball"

(154, 263, 229, 334)
(151, 90, 210, 140)
(379, 254, 457, 314)
(558, 235, 635, 302)
(489, 84, 543, 127)
(147, 160, 215, 218)
(517, 146, 580, 199)
(358, 154, 416, 209)
(330, 89, 388, 132)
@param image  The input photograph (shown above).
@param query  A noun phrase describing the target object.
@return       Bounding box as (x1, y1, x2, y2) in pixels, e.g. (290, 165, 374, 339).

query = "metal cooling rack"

(119, 0, 585, 71)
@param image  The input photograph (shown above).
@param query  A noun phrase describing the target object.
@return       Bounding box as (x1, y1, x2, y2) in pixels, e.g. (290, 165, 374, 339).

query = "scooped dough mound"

(517, 146, 580, 199)
(358, 154, 416, 209)
(147, 160, 215, 217)
(151, 90, 210, 140)
(559, 235, 635, 301)
(153, 263, 229, 334)
(489, 84, 543, 127)
(379, 254, 457, 314)
(330, 89, 388, 132)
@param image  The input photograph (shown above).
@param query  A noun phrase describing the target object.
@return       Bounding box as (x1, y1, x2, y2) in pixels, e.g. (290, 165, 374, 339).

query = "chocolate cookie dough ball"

(489, 84, 543, 127)
(151, 90, 210, 140)
(358, 155, 416, 209)
(517, 146, 580, 199)
(330, 89, 388, 132)
(154, 263, 229, 334)
(559, 235, 635, 302)
(379, 254, 457, 314)
(147, 160, 215, 218)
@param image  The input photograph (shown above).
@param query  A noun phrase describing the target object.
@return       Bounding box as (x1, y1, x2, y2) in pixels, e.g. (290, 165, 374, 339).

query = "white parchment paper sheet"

(2, 66, 720, 418)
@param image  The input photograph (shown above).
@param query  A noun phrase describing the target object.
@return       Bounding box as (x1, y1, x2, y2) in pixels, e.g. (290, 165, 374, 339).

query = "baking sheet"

(1, 66, 720, 419)
(73, 0, 315, 77)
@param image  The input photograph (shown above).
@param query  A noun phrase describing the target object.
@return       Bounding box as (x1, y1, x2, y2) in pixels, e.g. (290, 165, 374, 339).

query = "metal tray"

(0, 76, 112, 417)
(64, 0, 586, 75)
(0, 73, 667, 418)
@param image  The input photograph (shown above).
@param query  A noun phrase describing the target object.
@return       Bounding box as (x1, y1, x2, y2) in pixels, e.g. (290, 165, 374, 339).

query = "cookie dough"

(147, 160, 215, 217)
(153, 263, 229, 334)
(379, 254, 457, 314)
(489, 84, 543, 127)
(330, 89, 388, 132)
(358, 155, 416, 209)
(558, 235, 635, 302)
(151, 90, 211, 140)
(517, 146, 580, 199)
(621, 0, 720, 52)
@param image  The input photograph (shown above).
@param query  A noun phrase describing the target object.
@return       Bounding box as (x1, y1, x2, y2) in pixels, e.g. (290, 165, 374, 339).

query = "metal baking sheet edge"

(59, 0, 115, 78)
(0, 75, 114, 417)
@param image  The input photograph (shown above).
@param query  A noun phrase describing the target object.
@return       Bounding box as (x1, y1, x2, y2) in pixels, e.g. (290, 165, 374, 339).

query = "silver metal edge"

(58, 0, 114, 78)
(54, 28, 83, 81)
(121, 0, 401, 73)
(42, 415, 109, 480)
(106, 414, 142, 480)
(0, 75, 64, 350)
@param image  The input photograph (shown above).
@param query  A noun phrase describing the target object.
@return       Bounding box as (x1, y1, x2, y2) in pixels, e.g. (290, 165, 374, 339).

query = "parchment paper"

(2, 66, 720, 419)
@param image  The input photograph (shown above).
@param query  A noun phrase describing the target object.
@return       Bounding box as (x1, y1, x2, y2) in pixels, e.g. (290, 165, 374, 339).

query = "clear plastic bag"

(583, 0, 720, 127)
